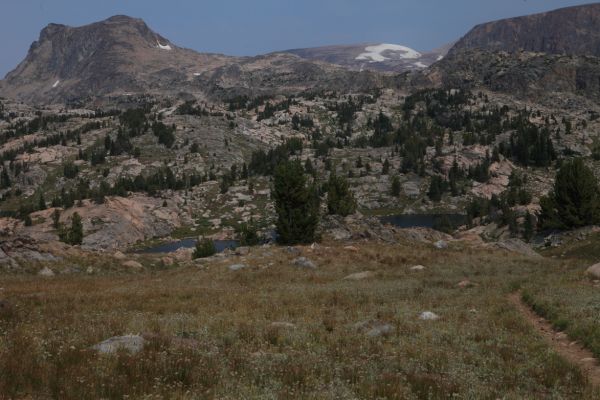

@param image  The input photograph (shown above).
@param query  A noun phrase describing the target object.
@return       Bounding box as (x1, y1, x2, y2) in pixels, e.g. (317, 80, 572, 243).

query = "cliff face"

(449, 3, 600, 57)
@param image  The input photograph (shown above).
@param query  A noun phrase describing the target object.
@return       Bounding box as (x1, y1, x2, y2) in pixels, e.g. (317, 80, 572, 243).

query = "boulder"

(292, 257, 316, 269)
(410, 265, 426, 271)
(92, 335, 145, 354)
(434, 240, 448, 249)
(419, 311, 440, 321)
(286, 247, 302, 256)
(493, 238, 541, 258)
(228, 263, 248, 271)
(113, 251, 127, 260)
(122, 260, 143, 270)
(353, 320, 394, 337)
(161, 257, 174, 266)
(270, 322, 296, 329)
(235, 247, 250, 256)
(38, 266, 55, 277)
(586, 263, 600, 279)
(343, 271, 375, 281)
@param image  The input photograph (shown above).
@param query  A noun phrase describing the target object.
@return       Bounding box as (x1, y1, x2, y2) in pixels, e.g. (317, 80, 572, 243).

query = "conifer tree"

(327, 170, 356, 216)
(539, 158, 600, 229)
(272, 160, 320, 244)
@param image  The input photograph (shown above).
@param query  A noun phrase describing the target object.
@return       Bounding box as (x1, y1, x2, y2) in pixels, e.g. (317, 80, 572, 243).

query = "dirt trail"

(508, 292, 600, 388)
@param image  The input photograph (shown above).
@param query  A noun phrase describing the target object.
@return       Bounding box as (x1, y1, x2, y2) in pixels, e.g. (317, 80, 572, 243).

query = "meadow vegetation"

(0, 240, 598, 399)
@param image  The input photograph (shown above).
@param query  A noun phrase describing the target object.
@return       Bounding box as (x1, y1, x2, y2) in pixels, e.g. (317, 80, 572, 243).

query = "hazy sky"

(1, 0, 596, 77)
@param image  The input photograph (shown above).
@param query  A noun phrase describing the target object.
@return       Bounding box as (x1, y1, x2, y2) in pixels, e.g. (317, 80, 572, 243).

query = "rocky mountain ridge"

(280, 42, 452, 73)
(449, 3, 600, 56)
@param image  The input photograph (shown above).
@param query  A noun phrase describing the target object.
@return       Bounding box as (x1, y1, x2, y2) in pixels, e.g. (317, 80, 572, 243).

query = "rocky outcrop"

(449, 4, 600, 57)
(419, 49, 600, 104)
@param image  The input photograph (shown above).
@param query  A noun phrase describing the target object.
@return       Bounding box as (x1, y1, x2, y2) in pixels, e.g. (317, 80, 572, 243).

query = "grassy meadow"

(0, 239, 598, 399)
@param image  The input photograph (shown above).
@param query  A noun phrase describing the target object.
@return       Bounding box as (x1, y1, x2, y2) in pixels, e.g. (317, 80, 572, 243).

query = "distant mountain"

(281, 43, 452, 73)
(0, 16, 391, 104)
(0, 15, 235, 103)
(449, 3, 600, 56)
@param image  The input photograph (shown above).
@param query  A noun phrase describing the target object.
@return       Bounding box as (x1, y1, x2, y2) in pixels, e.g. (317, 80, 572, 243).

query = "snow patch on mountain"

(413, 62, 428, 68)
(356, 44, 421, 62)
(52, 80, 60, 88)
(157, 41, 172, 51)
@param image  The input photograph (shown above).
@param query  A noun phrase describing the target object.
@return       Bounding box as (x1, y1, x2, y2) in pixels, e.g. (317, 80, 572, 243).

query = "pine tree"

(391, 176, 401, 197)
(539, 158, 600, 229)
(60, 212, 83, 245)
(0, 168, 10, 189)
(327, 170, 356, 216)
(38, 192, 46, 211)
(427, 175, 447, 202)
(272, 160, 320, 244)
(523, 212, 534, 242)
(382, 158, 390, 175)
(69, 212, 83, 245)
(52, 209, 61, 229)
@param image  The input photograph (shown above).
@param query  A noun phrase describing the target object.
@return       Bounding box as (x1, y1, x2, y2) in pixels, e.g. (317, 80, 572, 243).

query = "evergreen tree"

(38, 192, 46, 211)
(60, 212, 83, 245)
(382, 158, 390, 175)
(52, 209, 61, 229)
(0, 168, 10, 189)
(193, 238, 216, 259)
(524, 211, 534, 242)
(391, 176, 401, 197)
(539, 158, 600, 229)
(327, 170, 356, 216)
(272, 160, 320, 244)
(427, 175, 447, 202)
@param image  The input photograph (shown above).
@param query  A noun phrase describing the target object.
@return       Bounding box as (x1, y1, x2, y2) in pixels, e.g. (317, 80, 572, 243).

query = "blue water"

(140, 239, 239, 254)
(380, 214, 466, 229)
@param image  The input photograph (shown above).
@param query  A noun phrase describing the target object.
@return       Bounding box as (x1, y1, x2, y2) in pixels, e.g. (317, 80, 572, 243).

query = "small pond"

(139, 238, 239, 254)
(380, 214, 467, 230)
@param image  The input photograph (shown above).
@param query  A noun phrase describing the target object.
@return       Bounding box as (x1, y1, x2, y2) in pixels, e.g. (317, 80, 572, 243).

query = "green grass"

(521, 258, 600, 360)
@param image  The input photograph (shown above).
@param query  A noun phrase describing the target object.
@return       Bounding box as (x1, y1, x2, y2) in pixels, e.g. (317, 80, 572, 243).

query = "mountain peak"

(103, 14, 143, 24)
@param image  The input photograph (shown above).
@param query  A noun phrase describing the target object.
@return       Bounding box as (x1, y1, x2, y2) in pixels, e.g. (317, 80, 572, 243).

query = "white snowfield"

(156, 41, 172, 51)
(356, 44, 422, 62)
(52, 80, 60, 88)
(413, 61, 428, 68)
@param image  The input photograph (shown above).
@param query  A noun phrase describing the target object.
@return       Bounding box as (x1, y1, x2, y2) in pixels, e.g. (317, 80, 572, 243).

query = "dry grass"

(0, 240, 598, 399)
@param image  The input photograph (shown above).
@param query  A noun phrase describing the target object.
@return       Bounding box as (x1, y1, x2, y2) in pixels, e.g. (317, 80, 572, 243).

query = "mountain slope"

(0, 16, 393, 104)
(281, 43, 451, 73)
(0, 15, 233, 104)
(449, 3, 600, 56)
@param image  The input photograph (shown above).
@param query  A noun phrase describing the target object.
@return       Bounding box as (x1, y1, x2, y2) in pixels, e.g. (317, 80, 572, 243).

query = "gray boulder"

(229, 263, 248, 271)
(292, 257, 316, 269)
(586, 263, 600, 279)
(434, 240, 448, 249)
(38, 267, 55, 277)
(92, 335, 145, 354)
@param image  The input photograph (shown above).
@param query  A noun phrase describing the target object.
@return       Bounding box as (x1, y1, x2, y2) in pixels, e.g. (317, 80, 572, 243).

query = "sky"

(0, 0, 596, 77)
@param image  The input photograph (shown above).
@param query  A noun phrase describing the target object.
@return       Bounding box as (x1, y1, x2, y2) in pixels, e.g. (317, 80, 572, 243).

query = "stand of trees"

(539, 158, 600, 229)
